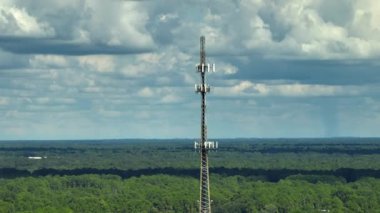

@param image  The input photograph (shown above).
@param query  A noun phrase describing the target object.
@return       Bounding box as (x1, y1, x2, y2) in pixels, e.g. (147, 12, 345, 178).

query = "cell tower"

(194, 36, 218, 213)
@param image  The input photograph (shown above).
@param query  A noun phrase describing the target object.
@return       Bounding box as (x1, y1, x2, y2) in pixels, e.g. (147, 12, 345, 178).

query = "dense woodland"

(1, 138, 380, 212)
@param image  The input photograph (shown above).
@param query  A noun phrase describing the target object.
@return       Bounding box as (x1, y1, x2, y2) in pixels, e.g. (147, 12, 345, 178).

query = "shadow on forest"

(1, 167, 380, 182)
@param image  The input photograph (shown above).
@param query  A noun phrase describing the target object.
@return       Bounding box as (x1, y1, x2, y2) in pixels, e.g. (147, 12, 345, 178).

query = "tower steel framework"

(194, 36, 217, 213)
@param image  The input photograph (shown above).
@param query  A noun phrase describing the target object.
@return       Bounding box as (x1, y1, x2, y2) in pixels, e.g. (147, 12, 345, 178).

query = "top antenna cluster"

(196, 36, 215, 73)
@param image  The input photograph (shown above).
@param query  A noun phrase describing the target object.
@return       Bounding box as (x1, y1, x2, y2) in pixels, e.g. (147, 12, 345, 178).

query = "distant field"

(0, 138, 380, 212)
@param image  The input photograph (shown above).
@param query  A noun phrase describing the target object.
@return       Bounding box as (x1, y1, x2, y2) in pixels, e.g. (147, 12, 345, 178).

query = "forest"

(0, 138, 380, 212)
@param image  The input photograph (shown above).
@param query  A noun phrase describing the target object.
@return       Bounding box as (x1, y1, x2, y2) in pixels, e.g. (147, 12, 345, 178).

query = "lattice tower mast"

(194, 36, 217, 213)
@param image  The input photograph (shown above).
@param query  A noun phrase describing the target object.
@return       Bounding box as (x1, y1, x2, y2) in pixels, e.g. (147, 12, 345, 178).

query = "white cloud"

(217, 62, 238, 75)
(215, 81, 368, 97)
(34, 97, 76, 105)
(161, 0, 380, 59)
(121, 63, 151, 77)
(35, 97, 50, 105)
(161, 94, 180, 103)
(0, 0, 155, 55)
(136, 86, 185, 103)
(29, 55, 68, 68)
(0, 97, 9, 105)
(237, 0, 380, 59)
(78, 55, 115, 73)
(81, 0, 154, 48)
(120, 47, 192, 78)
(0, 5, 55, 37)
(138, 87, 154, 97)
(1, 0, 379, 59)
(97, 108, 122, 118)
(159, 13, 178, 23)
(83, 86, 101, 93)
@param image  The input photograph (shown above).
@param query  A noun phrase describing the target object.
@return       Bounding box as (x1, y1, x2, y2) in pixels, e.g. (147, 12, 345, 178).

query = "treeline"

(2, 140, 380, 171)
(2, 167, 380, 183)
(0, 174, 380, 212)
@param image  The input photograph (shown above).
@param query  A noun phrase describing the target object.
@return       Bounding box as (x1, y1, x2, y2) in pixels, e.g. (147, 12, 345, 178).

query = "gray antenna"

(194, 36, 217, 213)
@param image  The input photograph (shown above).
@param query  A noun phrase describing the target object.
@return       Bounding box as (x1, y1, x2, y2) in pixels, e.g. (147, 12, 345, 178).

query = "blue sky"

(0, 0, 380, 140)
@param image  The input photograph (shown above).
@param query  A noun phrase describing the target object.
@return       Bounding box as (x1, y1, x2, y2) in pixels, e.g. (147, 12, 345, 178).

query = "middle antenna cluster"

(197, 63, 216, 73)
(194, 64, 215, 93)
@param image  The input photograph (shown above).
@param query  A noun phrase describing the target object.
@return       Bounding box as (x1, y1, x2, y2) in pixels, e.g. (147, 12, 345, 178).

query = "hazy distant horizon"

(1, 136, 380, 142)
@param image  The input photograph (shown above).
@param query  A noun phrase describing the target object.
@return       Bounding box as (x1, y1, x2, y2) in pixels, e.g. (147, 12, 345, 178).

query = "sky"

(0, 0, 380, 140)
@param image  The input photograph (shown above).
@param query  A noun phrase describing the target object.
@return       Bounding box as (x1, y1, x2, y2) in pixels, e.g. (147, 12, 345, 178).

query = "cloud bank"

(0, 0, 380, 139)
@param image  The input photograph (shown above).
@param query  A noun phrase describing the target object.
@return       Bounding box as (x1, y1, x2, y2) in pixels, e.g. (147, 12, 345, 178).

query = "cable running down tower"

(194, 36, 218, 213)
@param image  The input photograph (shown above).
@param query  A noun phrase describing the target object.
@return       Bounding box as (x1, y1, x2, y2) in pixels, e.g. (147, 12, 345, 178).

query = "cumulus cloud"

(150, 0, 380, 59)
(0, 0, 155, 55)
(29, 55, 68, 68)
(78, 55, 115, 73)
(0, 4, 55, 38)
(1, 0, 379, 58)
(216, 62, 238, 75)
(137, 86, 185, 103)
(138, 87, 154, 97)
(0, 97, 9, 105)
(119, 47, 192, 81)
(214, 80, 368, 97)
